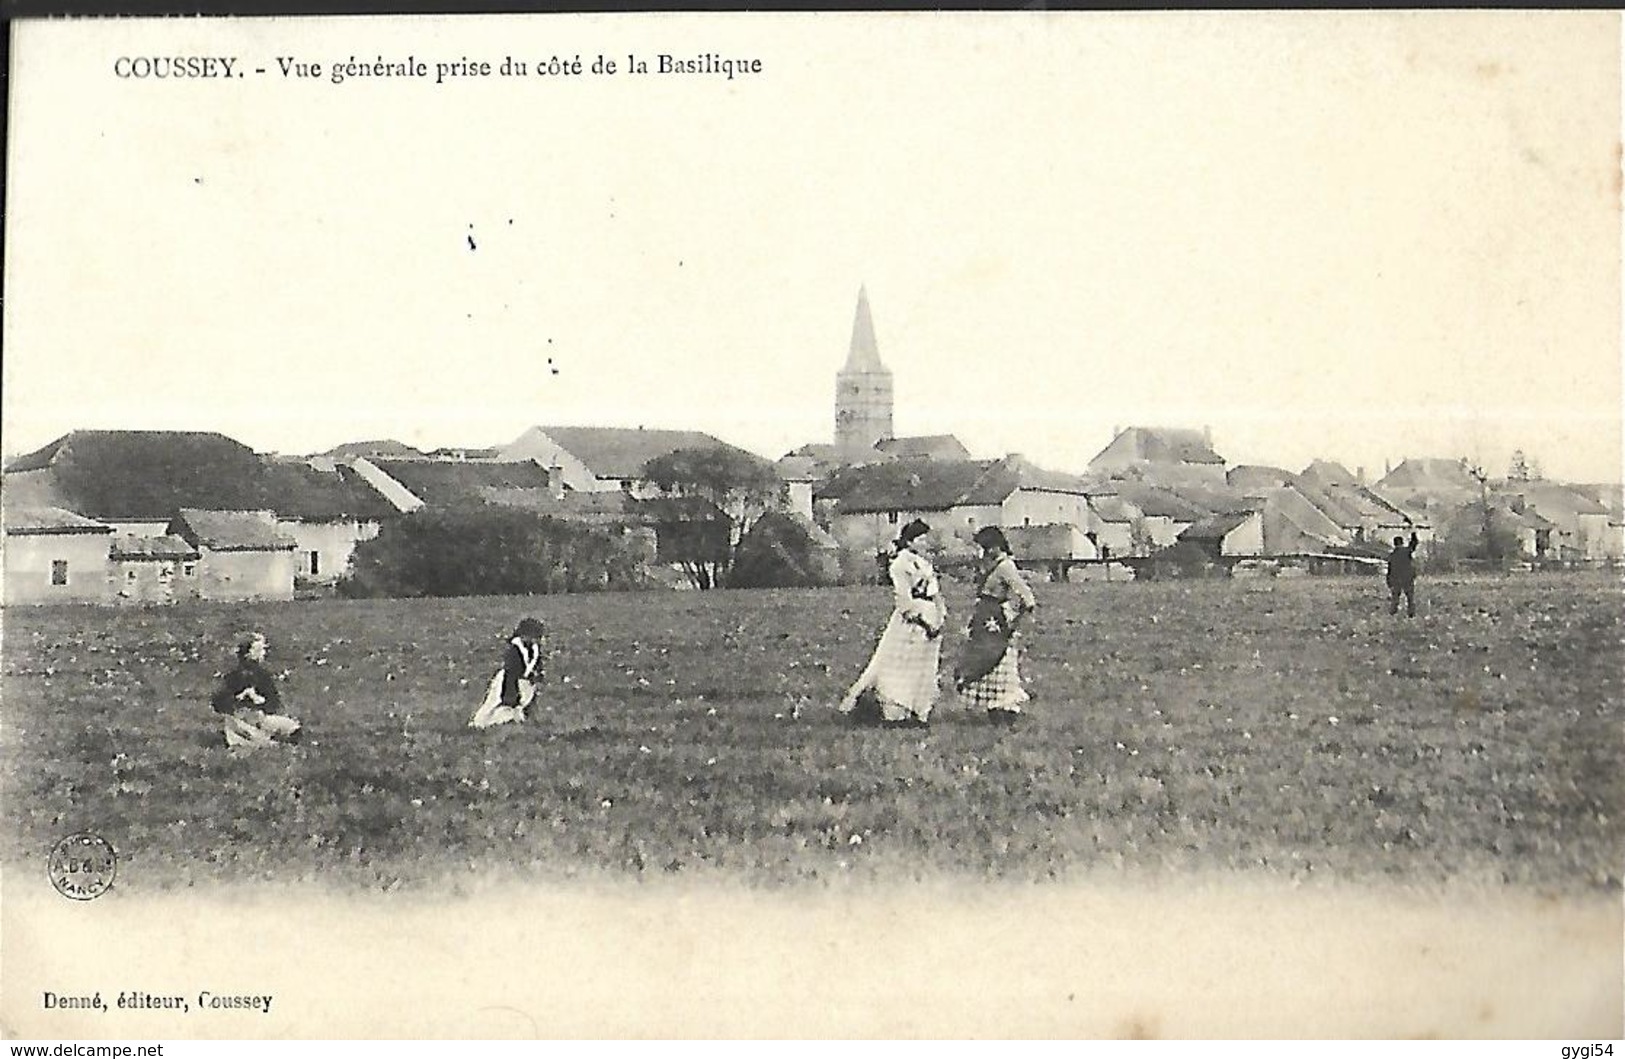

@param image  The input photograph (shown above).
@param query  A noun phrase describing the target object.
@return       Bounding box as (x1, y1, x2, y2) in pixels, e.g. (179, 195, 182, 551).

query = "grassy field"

(1, 572, 1620, 895)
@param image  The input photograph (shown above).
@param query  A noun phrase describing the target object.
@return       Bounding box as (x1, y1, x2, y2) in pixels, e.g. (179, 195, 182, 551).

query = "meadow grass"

(2, 572, 1619, 894)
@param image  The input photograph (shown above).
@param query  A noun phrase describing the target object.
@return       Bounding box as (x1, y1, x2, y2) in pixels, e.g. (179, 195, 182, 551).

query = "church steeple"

(845, 285, 883, 371)
(835, 285, 894, 457)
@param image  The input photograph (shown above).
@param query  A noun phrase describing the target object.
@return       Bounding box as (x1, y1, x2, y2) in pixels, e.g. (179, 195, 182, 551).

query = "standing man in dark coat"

(1386, 531, 1421, 617)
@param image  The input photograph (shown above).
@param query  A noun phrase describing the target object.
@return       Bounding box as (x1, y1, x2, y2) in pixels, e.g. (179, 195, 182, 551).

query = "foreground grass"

(1, 573, 1620, 893)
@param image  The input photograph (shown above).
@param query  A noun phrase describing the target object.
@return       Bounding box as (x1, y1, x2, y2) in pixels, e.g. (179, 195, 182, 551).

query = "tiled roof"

(172, 509, 297, 551)
(2, 430, 268, 518)
(873, 435, 971, 461)
(517, 426, 756, 481)
(828, 456, 1088, 514)
(1093, 427, 1225, 467)
(1180, 511, 1256, 541)
(322, 439, 426, 459)
(369, 459, 553, 508)
(1109, 483, 1208, 521)
(1299, 460, 1359, 486)
(261, 462, 396, 521)
(110, 533, 199, 560)
(2, 506, 112, 535)
(1378, 458, 1478, 491)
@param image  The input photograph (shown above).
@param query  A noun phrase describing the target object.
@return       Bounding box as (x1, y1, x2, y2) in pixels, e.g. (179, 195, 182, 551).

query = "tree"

(338, 507, 652, 598)
(1466, 463, 1500, 564)
(641, 447, 785, 588)
(1507, 450, 1531, 482)
(730, 512, 839, 588)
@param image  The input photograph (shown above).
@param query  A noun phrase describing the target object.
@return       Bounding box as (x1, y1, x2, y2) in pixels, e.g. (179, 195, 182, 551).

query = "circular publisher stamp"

(48, 832, 117, 901)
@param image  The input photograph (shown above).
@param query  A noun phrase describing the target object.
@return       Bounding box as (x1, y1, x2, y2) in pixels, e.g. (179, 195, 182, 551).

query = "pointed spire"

(844, 285, 885, 371)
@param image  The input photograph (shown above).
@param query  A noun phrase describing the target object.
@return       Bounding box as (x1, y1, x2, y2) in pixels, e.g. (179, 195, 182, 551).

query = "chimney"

(546, 464, 566, 500)
(1202, 425, 1213, 447)
(1356, 466, 1366, 484)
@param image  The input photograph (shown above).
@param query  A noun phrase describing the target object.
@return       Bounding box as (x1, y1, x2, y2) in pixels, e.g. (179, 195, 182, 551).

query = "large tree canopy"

(640, 447, 785, 589)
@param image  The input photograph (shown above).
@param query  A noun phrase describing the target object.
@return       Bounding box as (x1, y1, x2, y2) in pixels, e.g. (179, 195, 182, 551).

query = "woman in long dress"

(837, 519, 947, 726)
(470, 617, 547, 729)
(954, 526, 1038, 723)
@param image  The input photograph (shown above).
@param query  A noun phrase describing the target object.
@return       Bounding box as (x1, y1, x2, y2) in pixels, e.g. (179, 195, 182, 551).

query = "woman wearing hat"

(954, 526, 1037, 723)
(470, 617, 548, 729)
(837, 519, 946, 726)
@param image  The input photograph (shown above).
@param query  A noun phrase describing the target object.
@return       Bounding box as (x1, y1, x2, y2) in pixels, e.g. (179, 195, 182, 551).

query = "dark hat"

(896, 519, 932, 546)
(973, 526, 1012, 554)
(513, 617, 546, 640)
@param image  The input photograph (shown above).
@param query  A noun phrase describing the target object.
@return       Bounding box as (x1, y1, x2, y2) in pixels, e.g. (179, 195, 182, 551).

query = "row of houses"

(0, 426, 791, 605)
(802, 430, 1625, 578)
(6, 424, 1622, 605)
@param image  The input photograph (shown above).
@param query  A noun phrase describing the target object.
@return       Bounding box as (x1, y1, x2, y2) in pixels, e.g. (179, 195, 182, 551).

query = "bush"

(338, 507, 653, 598)
(728, 512, 839, 589)
(1139, 541, 1218, 581)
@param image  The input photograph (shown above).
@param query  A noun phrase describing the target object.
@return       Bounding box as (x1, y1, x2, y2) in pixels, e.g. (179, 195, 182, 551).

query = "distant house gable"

(322, 439, 427, 460)
(1089, 427, 1226, 472)
(1378, 457, 1478, 493)
(1229, 465, 1296, 495)
(500, 426, 757, 485)
(873, 435, 972, 461)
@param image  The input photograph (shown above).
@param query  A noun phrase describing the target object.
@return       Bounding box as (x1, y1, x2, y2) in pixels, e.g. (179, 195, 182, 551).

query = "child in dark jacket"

(469, 618, 546, 729)
(211, 633, 303, 748)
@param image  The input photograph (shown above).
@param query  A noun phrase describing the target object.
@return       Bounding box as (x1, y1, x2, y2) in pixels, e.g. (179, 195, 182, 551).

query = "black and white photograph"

(1, 10, 1621, 1042)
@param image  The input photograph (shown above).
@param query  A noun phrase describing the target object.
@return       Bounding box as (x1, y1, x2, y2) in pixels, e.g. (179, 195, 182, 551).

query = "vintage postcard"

(2, 10, 1621, 1042)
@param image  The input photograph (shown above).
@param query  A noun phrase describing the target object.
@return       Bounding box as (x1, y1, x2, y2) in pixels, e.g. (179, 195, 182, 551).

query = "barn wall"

(196, 549, 296, 601)
(278, 519, 382, 583)
(112, 559, 181, 604)
(3, 534, 113, 605)
(1000, 490, 1091, 529)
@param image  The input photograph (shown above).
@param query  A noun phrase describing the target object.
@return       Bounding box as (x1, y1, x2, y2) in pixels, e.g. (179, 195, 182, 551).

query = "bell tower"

(834, 286, 894, 457)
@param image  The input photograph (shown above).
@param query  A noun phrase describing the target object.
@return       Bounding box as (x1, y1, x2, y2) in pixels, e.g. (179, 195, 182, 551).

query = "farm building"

(1178, 510, 1265, 561)
(2, 430, 271, 524)
(1494, 481, 1615, 562)
(822, 455, 1094, 560)
(1438, 501, 1558, 561)
(1291, 477, 1422, 548)
(1104, 483, 1207, 548)
(1376, 458, 1481, 526)
(1228, 465, 1295, 496)
(1087, 426, 1228, 486)
(1084, 496, 1139, 559)
(262, 460, 393, 584)
(1257, 485, 1353, 555)
(496, 425, 763, 497)
(168, 509, 297, 601)
(2, 507, 115, 605)
(354, 458, 558, 513)
(110, 534, 201, 604)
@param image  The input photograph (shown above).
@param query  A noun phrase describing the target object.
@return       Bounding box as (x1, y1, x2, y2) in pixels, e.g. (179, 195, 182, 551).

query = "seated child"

(469, 617, 546, 729)
(211, 632, 303, 748)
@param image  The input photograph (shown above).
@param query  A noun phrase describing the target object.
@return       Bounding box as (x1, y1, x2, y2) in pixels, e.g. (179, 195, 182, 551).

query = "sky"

(5, 12, 1622, 483)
